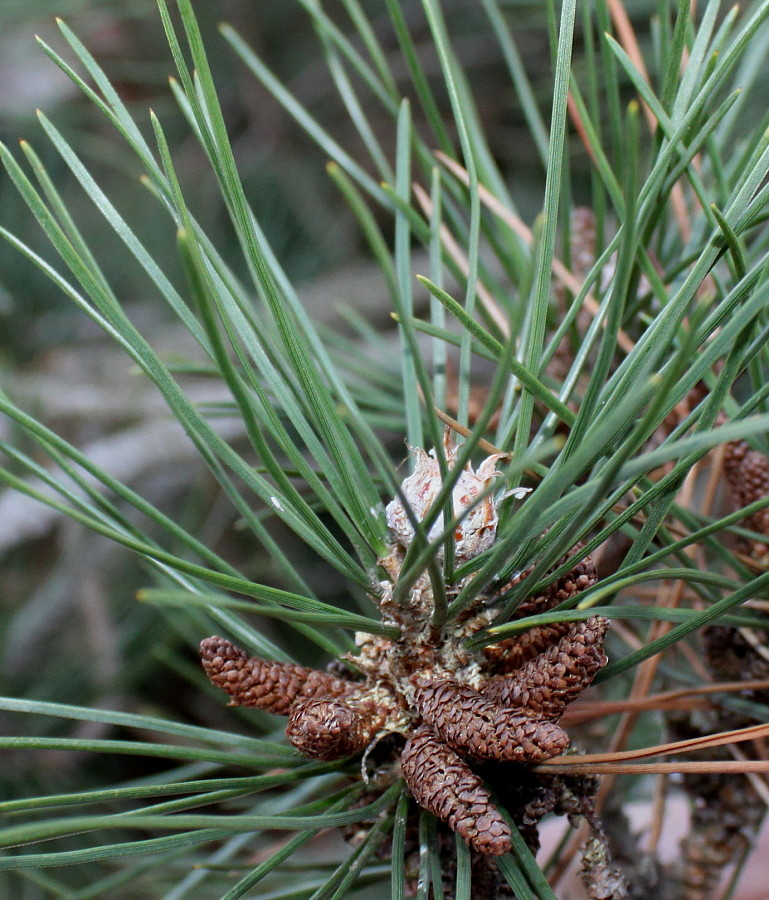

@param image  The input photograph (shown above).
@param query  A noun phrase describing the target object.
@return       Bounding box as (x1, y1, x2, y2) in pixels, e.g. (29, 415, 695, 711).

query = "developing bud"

(385, 437, 506, 561)
(723, 440, 769, 558)
(286, 697, 380, 760)
(483, 622, 574, 673)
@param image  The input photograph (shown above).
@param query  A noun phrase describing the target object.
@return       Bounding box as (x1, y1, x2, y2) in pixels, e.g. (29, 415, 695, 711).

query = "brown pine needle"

(646, 772, 668, 854)
(538, 760, 769, 776)
(605, 0, 653, 125)
(563, 698, 709, 724)
(411, 181, 510, 335)
(604, 0, 691, 240)
(567, 93, 597, 166)
(567, 680, 769, 717)
(434, 151, 637, 355)
(432, 406, 510, 459)
(539, 720, 769, 769)
(728, 744, 769, 806)
(563, 679, 769, 724)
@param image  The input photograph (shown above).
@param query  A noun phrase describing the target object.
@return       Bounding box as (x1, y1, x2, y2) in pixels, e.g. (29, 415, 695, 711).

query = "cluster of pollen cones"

(199, 443, 611, 858)
(200, 607, 607, 857)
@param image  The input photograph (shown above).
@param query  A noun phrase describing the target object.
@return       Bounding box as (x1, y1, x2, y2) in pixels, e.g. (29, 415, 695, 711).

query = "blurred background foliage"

(0, 0, 621, 360)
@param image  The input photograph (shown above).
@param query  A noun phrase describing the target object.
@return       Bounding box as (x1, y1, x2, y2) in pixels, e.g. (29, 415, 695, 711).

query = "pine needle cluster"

(3, 1, 769, 898)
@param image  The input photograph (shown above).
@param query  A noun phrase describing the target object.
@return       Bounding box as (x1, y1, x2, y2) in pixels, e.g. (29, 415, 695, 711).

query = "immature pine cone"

(581, 831, 630, 900)
(513, 553, 597, 618)
(400, 726, 512, 856)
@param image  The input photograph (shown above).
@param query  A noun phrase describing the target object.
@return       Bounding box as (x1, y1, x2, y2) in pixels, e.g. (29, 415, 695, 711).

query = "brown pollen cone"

(513, 554, 597, 619)
(401, 726, 512, 856)
(488, 548, 595, 609)
(723, 439, 769, 552)
(286, 697, 381, 760)
(413, 677, 569, 762)
(482, 617, 609, 720)
(200, 636, 355, 715)
(482, 621, 573, 674)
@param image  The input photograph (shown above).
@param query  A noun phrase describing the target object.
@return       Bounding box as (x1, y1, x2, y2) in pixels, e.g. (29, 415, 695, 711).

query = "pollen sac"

(483, 622, 574, 674)
(401, 726, 512, 856)
(200, 512, 615, 863)
(385, 440, 505, 561)
(497, 550, 597, 620)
